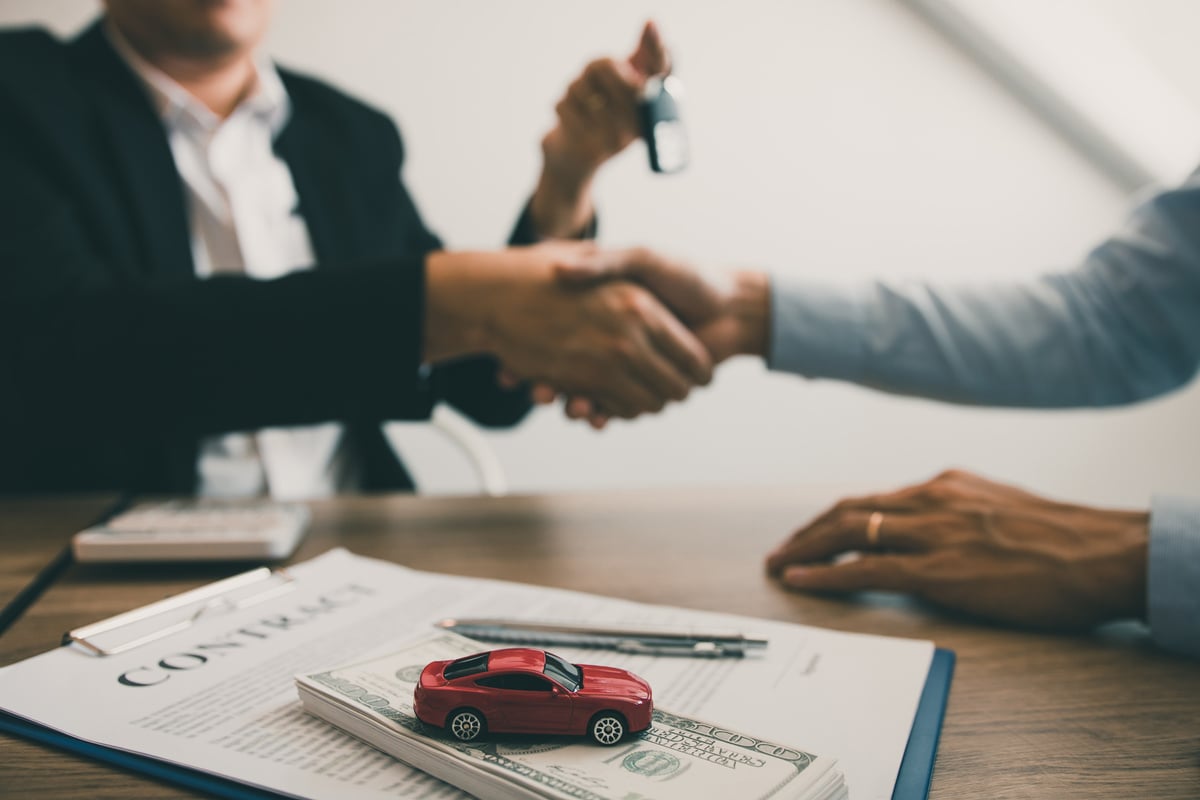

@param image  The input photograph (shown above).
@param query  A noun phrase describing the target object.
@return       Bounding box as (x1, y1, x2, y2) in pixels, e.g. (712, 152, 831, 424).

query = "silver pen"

(434, 618, 768, 658)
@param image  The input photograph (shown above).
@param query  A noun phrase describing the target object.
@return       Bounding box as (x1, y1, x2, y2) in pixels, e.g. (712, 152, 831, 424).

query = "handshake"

(423, 243, 769, 427)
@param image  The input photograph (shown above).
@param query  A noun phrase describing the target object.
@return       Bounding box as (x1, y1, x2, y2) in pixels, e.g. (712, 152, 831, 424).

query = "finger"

(780, 555, 918, 594)
(575, 66, 618, 127)
(580, 65, 639, 152)
(556, 92, 594, 139)
(585, 366, 659, 419)
(565, 396, 593, 419)
(553, 246, 650, 285)
(583, 401, 612, 429)
(626, 337, 694, 406)
(591, 63, 642, 147)
(557, 248, 722, 326)
(556, 109, 591, 148)
(497, 368, 522, 390)
(696, 316, 742, 364)
(765, 510, 938, 575)
(629, 20, 669, 77)
(642, 301, 714, 387)
(531, 383, 557, 405)
(589, 58, 641, 117)
(808, 483, 939, 522)
(553, 257, 619, 285)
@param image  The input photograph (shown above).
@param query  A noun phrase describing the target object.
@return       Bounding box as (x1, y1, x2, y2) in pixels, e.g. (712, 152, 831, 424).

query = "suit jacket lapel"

(273, 87, 342, 268)
(69, 22, 194, 281)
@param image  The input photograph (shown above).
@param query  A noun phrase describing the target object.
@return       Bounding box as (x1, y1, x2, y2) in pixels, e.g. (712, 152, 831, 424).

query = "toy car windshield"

(442, 652, 489, 680)
(542, 651, 582, 692)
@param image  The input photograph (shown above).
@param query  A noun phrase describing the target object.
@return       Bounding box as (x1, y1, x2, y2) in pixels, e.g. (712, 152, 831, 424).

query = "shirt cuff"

(767, 275, 870, 380)
(507, 199, 598, 246)
(1147, 495, 1200, 659)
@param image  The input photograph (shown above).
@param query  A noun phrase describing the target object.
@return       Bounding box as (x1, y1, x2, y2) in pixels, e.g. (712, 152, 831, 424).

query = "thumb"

(781, 556, 915, 594)
(552, 249, 643, 285)
(629, 20, 669, 77)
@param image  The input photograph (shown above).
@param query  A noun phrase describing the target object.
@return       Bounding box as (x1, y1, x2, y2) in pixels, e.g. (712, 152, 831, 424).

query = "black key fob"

(640, 75, 688, 174)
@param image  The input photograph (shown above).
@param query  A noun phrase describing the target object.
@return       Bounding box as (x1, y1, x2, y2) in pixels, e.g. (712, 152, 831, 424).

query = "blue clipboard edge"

(892, 647, 956, 800)
(0, 710, 279, 800)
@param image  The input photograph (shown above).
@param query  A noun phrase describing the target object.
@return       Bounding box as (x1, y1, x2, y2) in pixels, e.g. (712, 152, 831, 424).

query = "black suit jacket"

(0, 21, 534, 494)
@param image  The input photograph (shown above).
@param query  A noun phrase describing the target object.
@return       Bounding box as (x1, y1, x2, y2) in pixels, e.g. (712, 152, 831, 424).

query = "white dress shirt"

(108, 25, 351, 500)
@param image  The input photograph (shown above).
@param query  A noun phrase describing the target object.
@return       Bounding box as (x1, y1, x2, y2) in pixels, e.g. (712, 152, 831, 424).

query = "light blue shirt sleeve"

(769, 177, 1200, 657)
(1148, 497, 1200, 658)
(769, 180, 1200, 407)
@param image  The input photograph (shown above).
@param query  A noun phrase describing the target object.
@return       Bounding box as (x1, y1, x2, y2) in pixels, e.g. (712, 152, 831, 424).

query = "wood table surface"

(0, 487, 1197, 799)
(0, 494, 118, 615)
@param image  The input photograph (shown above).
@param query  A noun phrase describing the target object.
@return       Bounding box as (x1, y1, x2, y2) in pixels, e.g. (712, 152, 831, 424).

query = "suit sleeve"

(0, 139, 435, 441)
(382, 130, 534, 428)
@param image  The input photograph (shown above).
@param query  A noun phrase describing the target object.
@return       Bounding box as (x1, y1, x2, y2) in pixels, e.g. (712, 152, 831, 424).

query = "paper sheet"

(0, 549, 933, 799)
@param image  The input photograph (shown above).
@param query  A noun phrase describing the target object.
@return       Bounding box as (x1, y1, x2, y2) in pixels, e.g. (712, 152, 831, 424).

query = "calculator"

(72, 500, 310, 562)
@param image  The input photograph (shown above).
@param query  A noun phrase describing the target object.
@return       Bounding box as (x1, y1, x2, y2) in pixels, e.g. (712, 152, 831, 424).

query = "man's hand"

(524, 252, 771, 427)
(424, 243, 713, 419)
(529, 21, 670, 239)
(555, 250, 769, 363)
(766, 469, 1150, 630)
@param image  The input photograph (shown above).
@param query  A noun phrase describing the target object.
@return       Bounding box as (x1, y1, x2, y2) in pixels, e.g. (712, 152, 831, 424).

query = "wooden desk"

(1, 488, 1197, 799)
(0, 494, 118, 620)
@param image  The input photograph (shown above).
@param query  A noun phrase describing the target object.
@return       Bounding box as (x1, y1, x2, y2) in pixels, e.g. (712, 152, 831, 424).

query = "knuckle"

(613, 284, 652, 318)
(584, 59, 608, 78)
(831, 499, 856, 520)
(611, 339, 640, 367)
(927, 483, 960, 504)
(629, 245, 654, 265)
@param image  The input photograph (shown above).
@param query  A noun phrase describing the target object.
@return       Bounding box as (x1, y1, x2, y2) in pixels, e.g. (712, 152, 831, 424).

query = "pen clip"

(613, 640, 738, 658)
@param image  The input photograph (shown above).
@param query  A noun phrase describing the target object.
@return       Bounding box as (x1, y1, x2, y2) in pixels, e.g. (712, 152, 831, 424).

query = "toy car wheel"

(590, 712, 625, 745)
(448, 709, 485, 742)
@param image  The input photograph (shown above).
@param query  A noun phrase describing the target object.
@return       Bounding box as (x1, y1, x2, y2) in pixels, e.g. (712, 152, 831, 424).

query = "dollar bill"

(296, 633, 847, 800)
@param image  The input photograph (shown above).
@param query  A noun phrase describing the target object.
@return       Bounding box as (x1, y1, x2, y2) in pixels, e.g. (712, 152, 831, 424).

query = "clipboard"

(1, 565, 302, 795)
(893, 648, 956, 800)
(3, 650, 954, 800)
(0, 648, 955, 799)
(62, 566, 295, 656)
(0, 549, 956, 800)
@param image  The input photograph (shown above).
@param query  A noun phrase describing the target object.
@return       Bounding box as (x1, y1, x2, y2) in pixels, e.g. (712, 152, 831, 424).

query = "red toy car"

(413, 648, 653, 745)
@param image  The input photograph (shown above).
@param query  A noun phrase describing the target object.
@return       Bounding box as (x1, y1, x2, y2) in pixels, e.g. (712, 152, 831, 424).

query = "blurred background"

(4, 0, 1199, 505)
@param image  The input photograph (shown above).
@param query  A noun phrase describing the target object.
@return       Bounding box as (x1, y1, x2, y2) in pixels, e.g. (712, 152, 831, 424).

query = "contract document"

(0, 549, 936, 800)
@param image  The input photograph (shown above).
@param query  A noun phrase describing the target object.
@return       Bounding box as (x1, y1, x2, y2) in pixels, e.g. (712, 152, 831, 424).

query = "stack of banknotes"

(296, 633, 847, 800)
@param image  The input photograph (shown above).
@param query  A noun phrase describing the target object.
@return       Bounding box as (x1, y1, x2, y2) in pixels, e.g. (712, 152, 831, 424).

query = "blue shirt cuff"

(767, 275, 869, 380)
(1148, 495, 1200, 659)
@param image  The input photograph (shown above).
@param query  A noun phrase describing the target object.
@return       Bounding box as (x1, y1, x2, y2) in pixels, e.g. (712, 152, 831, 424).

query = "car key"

(640, 74, 688, 174)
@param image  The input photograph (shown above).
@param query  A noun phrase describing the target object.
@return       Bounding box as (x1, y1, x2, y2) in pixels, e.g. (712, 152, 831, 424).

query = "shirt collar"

(104, 19, 291, 138)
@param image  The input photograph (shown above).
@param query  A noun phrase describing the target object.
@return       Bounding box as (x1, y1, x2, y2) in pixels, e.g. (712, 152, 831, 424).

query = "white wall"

(5, 0, 1199, 506)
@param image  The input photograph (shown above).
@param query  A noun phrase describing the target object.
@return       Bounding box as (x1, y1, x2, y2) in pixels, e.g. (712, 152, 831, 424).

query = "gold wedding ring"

(866, 511, 884, 549)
